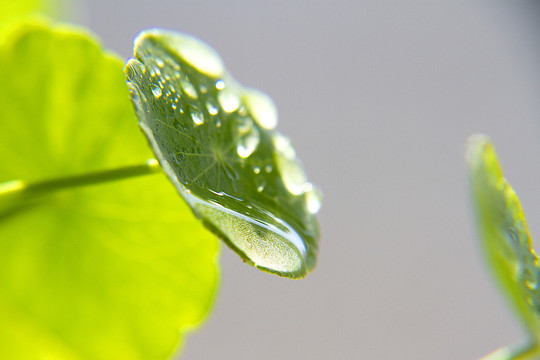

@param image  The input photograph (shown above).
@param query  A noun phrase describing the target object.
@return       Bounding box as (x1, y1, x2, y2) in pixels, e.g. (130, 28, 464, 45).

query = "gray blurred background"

(71, 1, 540, 359)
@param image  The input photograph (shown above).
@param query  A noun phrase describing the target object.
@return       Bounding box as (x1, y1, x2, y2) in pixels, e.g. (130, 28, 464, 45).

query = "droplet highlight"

(206, 102, 219, 116)
(191, 108, 205, 126)
(151, 84, 162, 98)
(273, 134, 307, 195)
(215, 79, 225, 90)
(236, 119, 260, 158)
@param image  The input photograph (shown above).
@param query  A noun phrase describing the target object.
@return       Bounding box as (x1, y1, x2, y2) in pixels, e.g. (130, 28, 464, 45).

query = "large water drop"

(236, 120, 260, 158)
(191, 108, 205, 126)
(151, 84, 162, 98)
(180, 77, 198, 99)
(304, 183, 322, 214)
(242, 88, 278, 130)
(273, 134, 307, 195)
(145, 30, 225, 77)
(218, 88, 241, 113)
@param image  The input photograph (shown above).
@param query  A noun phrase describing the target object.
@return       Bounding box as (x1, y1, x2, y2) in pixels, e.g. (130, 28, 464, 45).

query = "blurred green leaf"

(478, 342, 540, 360)
(125, 29, 321, 279)
(468, 134, 540, 339)
(0, 0, 59, 25)
(0, 19, 219, 360)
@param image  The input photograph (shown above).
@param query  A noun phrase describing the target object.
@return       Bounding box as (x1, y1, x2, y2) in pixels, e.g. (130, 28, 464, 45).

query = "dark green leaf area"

(125, 30, 321, 278)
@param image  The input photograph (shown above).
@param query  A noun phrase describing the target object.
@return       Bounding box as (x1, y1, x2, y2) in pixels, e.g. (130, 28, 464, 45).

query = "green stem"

(0, 159, 161, 199)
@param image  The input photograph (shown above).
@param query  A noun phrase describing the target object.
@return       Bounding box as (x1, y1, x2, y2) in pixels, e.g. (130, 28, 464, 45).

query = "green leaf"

(467, 134, 540, 338)
(125, 29, 321, 279)
(0, 19, 219, 360)
(478, 342, 540, 360)
(0, 1, 59, 25)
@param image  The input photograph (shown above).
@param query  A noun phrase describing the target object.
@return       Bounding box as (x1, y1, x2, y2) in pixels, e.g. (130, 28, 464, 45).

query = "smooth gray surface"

(75, 1, 540, 359)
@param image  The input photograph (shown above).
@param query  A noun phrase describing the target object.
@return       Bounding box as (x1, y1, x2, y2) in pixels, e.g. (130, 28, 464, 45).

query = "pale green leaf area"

(0, 20, 219, 360)
(0, 0, 59, 25)
(125, 29, 322, 279)
(479, 342, 540, 360)
(468, 135, 540, 358)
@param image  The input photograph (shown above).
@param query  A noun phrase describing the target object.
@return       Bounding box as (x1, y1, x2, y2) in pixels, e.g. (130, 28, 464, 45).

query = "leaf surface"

(0, 0, 58, 25)
(125, 29, 321, 279)
(468, 134, 540, 337)
(0, 19, 219, 360)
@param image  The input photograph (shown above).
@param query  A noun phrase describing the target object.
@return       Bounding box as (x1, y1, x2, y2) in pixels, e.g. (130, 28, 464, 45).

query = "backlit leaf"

(0, 19, 219, 360)
(0, 0, 58, 25)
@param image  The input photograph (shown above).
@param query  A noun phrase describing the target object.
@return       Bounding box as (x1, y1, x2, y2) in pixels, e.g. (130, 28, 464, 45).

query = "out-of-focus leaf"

(0, 0, 59, 25)
(0, 19, 219, 360)
(468, 134, 540, 337)
(479, 342, 540, 360)
(125, 29, 321, 279)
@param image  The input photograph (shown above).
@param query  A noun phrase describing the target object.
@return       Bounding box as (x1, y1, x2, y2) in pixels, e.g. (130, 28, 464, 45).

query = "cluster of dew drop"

(508, 227, 540, 313)
(139, 34, 322, 216)
(499, 214, 540, 321)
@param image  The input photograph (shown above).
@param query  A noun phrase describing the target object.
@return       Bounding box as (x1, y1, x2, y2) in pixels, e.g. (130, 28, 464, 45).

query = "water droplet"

(218, 89, 241, 113)
(156, 58, 164, 68)
(127, 58, 147, 77)
(526, 279, 538, 290)
(191, 109, 205, 126)
(171, 103, 177, 110)
(253, 167, 261, 174)
(265, 165, 273, 173)
(151, 84, 162, 98)
(237, 136, 259, 158)
(200, 84, 208, 93)
(273, 134, 307, 195)
(242, 88, 278, 130)
(154, 67, 162, 76)
(215, 79, 225, 90)
(160, 32, 225, 77)
(273, 133, 296, 159)
(216, 120, 222, 128)
(257, 185, 264, 192)
(304, 183, 322, 214)
(237, 119, 260, 158)
(206, 102, 219, 115)
(180, 77, 198, 99)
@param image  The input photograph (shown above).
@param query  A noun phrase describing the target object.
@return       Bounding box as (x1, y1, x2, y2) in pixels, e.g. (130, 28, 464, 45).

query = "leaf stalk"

(0, 159, 161, 199)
